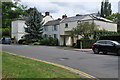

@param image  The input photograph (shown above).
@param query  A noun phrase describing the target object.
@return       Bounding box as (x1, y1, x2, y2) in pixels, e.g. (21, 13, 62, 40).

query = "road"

(2, 44, 119, 79)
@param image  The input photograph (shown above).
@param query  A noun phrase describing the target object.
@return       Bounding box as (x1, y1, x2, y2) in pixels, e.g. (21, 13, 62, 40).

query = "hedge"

(77, 39, 97, 49)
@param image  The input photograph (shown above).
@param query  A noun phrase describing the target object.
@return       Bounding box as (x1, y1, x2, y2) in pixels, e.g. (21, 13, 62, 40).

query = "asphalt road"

(2, 44, 119, 79)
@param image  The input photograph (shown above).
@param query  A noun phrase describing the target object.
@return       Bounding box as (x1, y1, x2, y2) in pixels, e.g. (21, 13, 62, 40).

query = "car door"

(98, 41, 106, 51)
(105, 41, 116, 52)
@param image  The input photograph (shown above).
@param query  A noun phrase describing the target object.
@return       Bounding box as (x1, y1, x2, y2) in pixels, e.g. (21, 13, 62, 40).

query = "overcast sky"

(20, 0, 119, 19)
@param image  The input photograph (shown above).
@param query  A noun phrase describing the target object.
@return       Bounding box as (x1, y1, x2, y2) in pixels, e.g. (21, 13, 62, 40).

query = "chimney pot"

(45, 12, 50, 16)
(62, 14, 67, 19)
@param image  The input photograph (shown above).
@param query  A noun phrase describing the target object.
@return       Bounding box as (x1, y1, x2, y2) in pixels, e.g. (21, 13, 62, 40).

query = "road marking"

(3, 51, 99, 80)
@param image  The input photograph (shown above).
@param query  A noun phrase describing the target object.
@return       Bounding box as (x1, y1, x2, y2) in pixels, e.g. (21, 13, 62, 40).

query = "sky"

(20, 0, 119, 19)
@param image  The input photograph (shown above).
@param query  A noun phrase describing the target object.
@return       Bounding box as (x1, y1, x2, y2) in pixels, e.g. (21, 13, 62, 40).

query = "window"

(44, 34, 48, 37)
(45, 26, 48, 31)
(54, 25, 58, 31)
(65, 23, 68, 28)
(106, 41, 113, 45)
(22, 27, 25, 32)
(53, 34, 58, 39)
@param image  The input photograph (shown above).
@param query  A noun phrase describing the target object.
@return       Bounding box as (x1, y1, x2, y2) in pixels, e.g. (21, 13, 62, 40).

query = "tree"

(25, 7, 43, 43)
(100, 0, 112, 18)
(71, 22, 98, 39)
(106, 13, 120, 33)
(2, 1, 28, 37)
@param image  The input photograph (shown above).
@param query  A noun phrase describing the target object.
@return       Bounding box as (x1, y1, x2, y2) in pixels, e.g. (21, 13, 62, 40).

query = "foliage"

(40, 37, 58, 46)
(77, 39, 97, 49)
(18, 38, 26, 44)
(100, 0, 112, 18)
(93, 30, 120, 40)
(2, 27, 11, 37)
(2, 2, 28, 28)
(32, 42, 41, 45)
(25, 7, 43, 43)
(71, 22, 98, 39)
(106, 13, 120, 33)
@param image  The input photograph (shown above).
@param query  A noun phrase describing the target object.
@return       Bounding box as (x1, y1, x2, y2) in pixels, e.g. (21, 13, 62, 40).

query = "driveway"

(2, 44, 119, 79)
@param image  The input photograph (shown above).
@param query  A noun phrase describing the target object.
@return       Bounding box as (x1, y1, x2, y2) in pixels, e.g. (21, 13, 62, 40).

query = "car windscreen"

(112, 41, 120, 45)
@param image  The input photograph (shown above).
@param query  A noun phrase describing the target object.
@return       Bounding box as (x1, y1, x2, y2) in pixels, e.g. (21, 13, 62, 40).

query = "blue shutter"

(52, 26, 54, 31)
(23, 27, 25, 32)
(56, 25, 58, 31)
(56, 34, 58, 39)
(52, 34, 54, 38)
(43, 26, 45, 32)
(47, 26, 48, 31)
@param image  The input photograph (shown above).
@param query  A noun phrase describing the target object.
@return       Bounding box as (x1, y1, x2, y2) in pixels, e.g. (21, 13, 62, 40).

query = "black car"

(92, 40, 120, 56)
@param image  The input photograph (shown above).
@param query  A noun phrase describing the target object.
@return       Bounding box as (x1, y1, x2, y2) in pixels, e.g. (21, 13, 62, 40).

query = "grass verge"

(2, 52, 83, 78)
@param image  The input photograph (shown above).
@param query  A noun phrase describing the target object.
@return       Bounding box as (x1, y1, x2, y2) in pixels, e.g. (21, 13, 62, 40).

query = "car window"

(105, 41, 113, 45)
(112, 41, 120, 45)
(97, 41, 105, 44)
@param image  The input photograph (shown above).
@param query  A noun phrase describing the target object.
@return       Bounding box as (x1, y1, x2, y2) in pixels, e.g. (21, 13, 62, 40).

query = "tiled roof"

(60, 15, 86, 23)
(44, 19, 61, 26)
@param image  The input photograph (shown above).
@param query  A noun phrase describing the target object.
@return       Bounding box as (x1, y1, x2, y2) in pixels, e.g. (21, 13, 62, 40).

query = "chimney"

(45, 12, 50, 16)
(62, 14, 67, 19)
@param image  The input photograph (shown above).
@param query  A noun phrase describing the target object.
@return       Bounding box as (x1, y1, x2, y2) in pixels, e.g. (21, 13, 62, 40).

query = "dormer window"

(65, 23, 68, 28)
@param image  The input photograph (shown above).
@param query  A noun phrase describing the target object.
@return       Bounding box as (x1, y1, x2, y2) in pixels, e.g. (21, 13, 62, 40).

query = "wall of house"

(11, 20, 26, 41)
(43, 25, 60, 44)
(94, 20, 117, 32)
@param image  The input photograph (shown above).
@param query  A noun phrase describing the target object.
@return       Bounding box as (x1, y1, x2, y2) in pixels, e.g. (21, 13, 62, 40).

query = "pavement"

(2, 44, 119, 79)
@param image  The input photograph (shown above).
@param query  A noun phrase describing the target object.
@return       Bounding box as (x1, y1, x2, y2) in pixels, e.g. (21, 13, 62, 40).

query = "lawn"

(2, 52, 83, 78)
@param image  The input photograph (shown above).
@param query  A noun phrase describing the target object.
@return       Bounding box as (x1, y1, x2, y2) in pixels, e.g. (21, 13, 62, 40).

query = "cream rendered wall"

(43, 25, 60, 44)
(12, 20, 26, 41)
(94, 20, 117, 32)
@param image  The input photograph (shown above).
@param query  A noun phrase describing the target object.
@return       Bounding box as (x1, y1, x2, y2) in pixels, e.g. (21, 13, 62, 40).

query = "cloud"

(20, 0, 118, 19)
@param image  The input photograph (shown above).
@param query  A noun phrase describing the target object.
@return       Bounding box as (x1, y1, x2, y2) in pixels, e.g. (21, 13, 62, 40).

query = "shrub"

(32, 42, 40, 45)
(77, 39, 97, 49)
(18, 38, 26, 44)
(40, 37, 59, 46)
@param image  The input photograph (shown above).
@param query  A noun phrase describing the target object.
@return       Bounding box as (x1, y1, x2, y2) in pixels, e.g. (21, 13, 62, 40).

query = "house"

(11, 12, 53, 42)
(44, 14, 117, 46)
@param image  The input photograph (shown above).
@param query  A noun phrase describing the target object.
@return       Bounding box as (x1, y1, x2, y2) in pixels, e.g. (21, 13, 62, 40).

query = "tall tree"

(106, 13, 120, 33)
(70, 22, 98, 39)
(25, 7, 43, 43)
(100, 0, 112, 18)
(2, 1, 28, 37)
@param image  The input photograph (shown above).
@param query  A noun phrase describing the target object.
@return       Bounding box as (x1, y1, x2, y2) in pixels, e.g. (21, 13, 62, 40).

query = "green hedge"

(94, 30, 120, 40)
(40, 37, 59, 46)
(77, 39, 97, 49)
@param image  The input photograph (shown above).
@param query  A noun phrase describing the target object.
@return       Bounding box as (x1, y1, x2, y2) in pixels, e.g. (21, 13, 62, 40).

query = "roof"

(13, 17, 27, 21)
(60, 15, 86, 23)
(90, 15, 115, 23)
(44, 19, 61, 26)
(60, 14, 116, 24)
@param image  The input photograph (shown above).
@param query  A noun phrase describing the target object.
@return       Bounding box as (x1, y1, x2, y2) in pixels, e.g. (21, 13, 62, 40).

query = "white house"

(44, 14, 117, 46)
(12, 12, 117, 46)
(11, 12, 53, 42)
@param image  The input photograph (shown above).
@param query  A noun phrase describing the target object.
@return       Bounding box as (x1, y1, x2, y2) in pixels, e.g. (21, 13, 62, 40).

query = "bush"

(77, 39, 97, 49)
(40, 37, 58, 46)
(32, 42, 40, 45)
(18, 38, 26, 44)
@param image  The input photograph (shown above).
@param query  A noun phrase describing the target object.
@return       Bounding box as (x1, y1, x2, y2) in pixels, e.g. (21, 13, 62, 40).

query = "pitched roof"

(60, 14, 116, 24)
(44, 19, 61, 26)
(60, 15, 86, 23)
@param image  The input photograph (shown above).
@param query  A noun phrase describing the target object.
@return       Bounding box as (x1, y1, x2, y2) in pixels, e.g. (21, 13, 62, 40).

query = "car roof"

(97, 40, 112, 42)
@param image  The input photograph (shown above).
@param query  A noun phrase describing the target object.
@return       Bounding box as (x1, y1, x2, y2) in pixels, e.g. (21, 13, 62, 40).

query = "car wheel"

(103, 51, 107, 55)
(94, 48, 99, 54)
